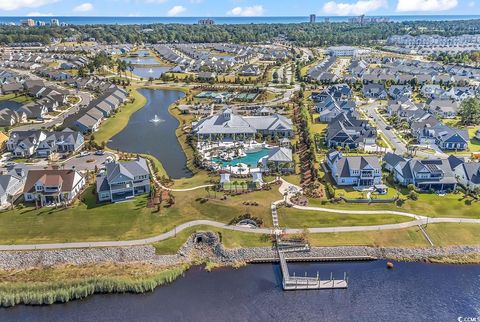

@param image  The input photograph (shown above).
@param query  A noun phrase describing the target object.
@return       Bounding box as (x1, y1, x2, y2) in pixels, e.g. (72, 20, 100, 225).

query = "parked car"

(79, 151, 90, 157)
(385, 126, 392, 130)
(95, 150, 105, 156)
(5, 162, 16, 168)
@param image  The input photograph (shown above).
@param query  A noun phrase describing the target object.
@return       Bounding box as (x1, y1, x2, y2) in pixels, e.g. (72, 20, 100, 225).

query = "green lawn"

(279, 207, 412, 228)
(309, 192, 480, 219)
(0, 94, 33, 104)
(0, 185, 282, 244)
(307, 226, 430, 247)
(468, 127, 480, 152)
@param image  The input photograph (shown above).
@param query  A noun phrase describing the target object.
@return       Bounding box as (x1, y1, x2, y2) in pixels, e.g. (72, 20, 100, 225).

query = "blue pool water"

(212, 148, 270, 168)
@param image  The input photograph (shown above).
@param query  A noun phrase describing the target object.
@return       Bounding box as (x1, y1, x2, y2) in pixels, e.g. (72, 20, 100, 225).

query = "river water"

(107, 88, 192, 179)
(2, 261, 479, 321)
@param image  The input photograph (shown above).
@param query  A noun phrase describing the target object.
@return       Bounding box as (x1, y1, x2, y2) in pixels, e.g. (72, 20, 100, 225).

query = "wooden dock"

(269, 201, 354, 291)
(277, 250, 349, 290)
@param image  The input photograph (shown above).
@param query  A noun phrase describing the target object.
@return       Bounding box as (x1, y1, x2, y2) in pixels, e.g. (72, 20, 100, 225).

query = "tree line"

(1, 19, 479, 46)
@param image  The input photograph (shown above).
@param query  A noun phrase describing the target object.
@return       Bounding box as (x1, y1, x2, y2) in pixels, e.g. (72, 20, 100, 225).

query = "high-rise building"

(51, 19, 60, 27)
(21, 19, 35, 27)
(309, 14, 316, 24)
(198, 18, 215, 25)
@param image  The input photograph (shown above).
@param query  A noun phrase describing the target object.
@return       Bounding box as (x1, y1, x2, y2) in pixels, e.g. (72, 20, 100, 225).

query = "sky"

(0, 0, 477, 17)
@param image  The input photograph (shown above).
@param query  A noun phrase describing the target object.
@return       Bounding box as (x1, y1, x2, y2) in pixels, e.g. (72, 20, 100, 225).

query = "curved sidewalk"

(1, 217, 479, 251)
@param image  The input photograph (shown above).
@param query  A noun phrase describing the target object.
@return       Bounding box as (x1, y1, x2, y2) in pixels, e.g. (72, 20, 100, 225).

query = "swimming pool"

(211, 148, 270, 168)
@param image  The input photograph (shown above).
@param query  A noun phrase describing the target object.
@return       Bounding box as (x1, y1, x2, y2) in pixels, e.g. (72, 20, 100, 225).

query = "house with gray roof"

(454, 162, 480, 190)
(96, 157, 150, 203)
(316, 94, 356, 123)
(325, 150, 382, 187)
(414, 122, 468, 151)
(0, 167, 27, 208)
(388, 85, 412, 99)
(262, 147, 293, 173)
(362, 83, 387, 99)
(385, 155, 457, 192)
(427, 99, 460, 118)
(325, 112, 377, 150)
(7, 129, 84, 157)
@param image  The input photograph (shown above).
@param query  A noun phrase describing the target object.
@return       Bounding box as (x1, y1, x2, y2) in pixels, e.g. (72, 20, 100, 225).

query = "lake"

(130, 66, 171, 79)
(2, 261, 479, 321)
(108, 88, 192, 179)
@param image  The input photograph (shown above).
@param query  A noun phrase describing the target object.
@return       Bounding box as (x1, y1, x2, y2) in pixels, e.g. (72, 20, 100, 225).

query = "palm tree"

(205, 186, 210, 198)
(233, 181, 239, 193)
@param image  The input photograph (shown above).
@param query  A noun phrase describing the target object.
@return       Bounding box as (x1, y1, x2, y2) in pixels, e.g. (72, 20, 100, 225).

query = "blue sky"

(0, 0, 477, 17)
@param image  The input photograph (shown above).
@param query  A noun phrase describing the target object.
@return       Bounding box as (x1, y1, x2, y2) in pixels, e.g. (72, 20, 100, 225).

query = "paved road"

(362, 100, 447, 158)
(362, 101, 407, 155)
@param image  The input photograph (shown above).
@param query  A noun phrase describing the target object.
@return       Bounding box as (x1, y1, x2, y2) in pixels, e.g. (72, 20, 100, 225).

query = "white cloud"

(227, 5, 264, 16)
(73, 2, 93, 12)
(167, 5, 186, 16)
(323, 0, 386, 15)
(0, 0, 59, 11)
(396, 0, 458, 12)
(27, 11, 53, 16)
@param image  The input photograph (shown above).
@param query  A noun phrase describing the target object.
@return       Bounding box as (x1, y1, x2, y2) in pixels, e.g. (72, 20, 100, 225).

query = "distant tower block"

(309, 14, 316, 24)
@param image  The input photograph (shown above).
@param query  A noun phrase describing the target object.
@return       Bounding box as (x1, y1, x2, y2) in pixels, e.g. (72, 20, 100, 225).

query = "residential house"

(325, 112, 377, 149)
(454, 162, 480, 190)
(385, 155, 457, 192)
(316, 94, 356, 123)
(427, 99, 460, 118)
(23, 169, 86, 206)
(414, 123, 468, 150)
(7, 129, 84, 157)
(238, 64, 261, 76)
(363, 83, 387, 99)
(388, 85, 412, 99)
(96, 158, 150, 202)
(0, 167, 27, 207)
(325, 150, 382, 187)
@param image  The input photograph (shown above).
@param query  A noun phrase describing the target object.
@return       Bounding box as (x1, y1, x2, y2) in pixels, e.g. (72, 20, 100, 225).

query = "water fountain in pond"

(148, 68, 153, 73)
(150, 114, 163, 123)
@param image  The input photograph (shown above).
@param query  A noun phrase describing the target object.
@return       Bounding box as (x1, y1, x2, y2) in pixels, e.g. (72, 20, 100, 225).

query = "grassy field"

(280, 207, 412, 228)
(0, 94, 34, 104)
(0, 185, 280, 244)
(309, 192, 480, 219)
(307, 226, 430, 247)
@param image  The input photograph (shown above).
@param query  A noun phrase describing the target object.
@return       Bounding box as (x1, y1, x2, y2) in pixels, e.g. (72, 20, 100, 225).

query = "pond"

(130, 66, 171, 79)
(3, 261, 480, 321)
(211, 148, 270, 168)
(108, 88, 192, 179)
